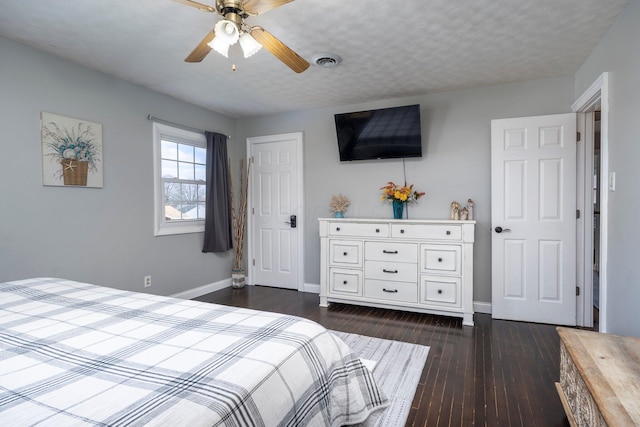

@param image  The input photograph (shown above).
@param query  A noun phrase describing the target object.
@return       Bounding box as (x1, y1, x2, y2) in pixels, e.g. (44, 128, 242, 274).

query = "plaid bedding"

(0, 278, 387, 426)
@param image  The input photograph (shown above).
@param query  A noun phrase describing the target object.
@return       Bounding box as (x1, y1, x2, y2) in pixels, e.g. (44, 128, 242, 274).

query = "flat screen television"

(334, 104, 422, 161)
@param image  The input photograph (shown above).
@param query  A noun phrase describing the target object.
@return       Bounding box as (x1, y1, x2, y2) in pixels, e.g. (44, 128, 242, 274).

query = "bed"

(0, 278, 388, 426)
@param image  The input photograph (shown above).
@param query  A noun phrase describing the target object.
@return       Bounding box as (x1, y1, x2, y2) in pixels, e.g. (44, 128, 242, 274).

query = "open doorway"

(573, 72, 609, 332)
(592, 110, 601, 330)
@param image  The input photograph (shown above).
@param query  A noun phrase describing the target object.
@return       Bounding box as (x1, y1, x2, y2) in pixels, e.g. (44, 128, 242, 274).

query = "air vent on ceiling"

(312, 53, 342, 68)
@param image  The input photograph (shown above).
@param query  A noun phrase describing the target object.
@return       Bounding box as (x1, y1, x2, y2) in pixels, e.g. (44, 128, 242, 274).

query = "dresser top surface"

(318, 218, 476, 224)
(557, 327, 640, 425)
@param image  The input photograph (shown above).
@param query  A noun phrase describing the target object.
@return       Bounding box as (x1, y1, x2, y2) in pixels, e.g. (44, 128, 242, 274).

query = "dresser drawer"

(420, 276, 461, 306)
(329, 268, 362, 296)
(365, 279, 418, 303)
(330, 240, 363, 267)
(420, 244, 461, 275)
(329, 222, 389, 238)
(391, 223, 462, 240)
(365, 260, 418, 283)
(365, 241, 418, 263)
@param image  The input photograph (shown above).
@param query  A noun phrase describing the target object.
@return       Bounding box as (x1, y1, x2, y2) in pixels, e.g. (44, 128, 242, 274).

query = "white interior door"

(248, 133, 304, 290)
(491, 113, 577, 325)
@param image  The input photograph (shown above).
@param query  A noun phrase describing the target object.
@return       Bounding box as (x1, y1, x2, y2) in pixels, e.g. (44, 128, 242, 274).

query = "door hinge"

(576, 286, 580, 296)
(576, 209, 581, 219)
(577, 132, 581, 142)
(252, 259, 255, 266)
(252, 207, 254, 215)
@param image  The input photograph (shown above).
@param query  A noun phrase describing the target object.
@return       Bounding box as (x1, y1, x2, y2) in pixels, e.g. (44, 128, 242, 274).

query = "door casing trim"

(572, 72, 608, 333)
(246, 132, 305, 292)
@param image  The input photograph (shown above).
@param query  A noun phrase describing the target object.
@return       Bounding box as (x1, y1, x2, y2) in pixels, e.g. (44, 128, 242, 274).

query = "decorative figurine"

(450, 201, 460, 220)
(467, 198, 474, 220)
(460, 207, 469, 220)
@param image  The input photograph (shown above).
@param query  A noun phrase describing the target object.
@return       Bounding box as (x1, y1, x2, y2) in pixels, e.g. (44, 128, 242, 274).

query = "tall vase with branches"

(230, 158, 251, 288)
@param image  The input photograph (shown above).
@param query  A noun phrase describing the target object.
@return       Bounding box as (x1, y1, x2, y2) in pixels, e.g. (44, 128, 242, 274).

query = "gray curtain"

(202, 131, 233, 253)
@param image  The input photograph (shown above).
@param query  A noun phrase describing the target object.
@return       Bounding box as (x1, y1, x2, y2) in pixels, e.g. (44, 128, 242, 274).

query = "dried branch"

(229, 158, 251, 270)
(330, 193, 350, 212)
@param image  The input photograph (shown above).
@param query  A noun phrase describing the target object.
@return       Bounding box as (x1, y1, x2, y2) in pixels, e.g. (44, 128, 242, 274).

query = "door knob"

(284, 215, 297, 228)
(494, 226, 512, 233)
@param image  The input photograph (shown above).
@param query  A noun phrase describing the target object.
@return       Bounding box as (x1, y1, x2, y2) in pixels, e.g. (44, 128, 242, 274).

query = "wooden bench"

(556, 327, 640, 426)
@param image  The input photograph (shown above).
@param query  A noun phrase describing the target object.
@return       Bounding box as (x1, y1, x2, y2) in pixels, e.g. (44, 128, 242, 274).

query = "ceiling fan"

(174, 0, 310, 73)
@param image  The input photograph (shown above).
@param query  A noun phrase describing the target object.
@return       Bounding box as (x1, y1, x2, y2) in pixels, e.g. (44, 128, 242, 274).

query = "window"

(153, 123, 207, 236)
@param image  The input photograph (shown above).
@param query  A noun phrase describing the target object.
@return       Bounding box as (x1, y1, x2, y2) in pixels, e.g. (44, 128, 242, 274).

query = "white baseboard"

(303, 283, 320, 294)
(171, 277, 231, 300)
(474, 301, 492, 314)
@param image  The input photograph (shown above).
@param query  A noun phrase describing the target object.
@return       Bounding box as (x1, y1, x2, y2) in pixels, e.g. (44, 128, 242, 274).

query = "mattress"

(0, 278, 387, 426)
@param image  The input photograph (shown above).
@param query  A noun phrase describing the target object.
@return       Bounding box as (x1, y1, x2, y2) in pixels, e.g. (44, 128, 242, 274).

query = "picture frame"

(41, 112, 103, 188)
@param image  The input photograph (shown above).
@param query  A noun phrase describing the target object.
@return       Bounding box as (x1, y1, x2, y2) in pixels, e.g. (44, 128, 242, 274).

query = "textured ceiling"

(0, 0, 628, 118)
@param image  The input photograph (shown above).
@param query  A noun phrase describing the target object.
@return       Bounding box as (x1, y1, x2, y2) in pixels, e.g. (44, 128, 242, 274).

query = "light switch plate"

(608, 172, 616, 191)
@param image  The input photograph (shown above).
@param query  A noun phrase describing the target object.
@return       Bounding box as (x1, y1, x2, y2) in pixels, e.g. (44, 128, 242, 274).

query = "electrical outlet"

(144, 275, 151, 288)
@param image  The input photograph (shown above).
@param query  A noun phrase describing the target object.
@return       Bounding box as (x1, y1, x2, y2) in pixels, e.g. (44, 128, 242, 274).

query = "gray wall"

(4, 0, 638, 336)
(236, 76, 575, 305)
(0, 36, 240, 295)
(574, 0, 640, 337)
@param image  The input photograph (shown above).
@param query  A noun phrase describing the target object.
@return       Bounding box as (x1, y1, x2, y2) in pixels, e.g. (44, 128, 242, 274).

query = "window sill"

(154, 222, 204, 236)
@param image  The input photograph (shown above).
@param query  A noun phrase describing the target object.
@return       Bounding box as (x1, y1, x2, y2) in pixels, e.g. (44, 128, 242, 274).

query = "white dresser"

(319, 218, 476, 326)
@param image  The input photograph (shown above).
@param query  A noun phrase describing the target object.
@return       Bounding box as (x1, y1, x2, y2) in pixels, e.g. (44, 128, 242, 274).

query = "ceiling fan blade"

(173, 0, 216, 13)
(250, 27, 309, 73)
(185, 30, 216, 62)
(242, 0, 293, 15)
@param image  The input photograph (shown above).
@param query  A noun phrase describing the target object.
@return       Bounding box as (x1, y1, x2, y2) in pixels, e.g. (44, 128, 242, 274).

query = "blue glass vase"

(335, 211, 344, 218)
(392, 200, 404, 219)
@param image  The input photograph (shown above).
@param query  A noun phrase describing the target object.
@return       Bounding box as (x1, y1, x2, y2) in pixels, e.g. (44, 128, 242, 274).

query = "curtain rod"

(147, 114, 230, 139)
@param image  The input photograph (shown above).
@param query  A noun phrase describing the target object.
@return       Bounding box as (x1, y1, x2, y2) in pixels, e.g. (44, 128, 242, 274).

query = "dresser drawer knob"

(446, 230, 451, 235)
(383, 288, 398, 293)
(382, 269, 398, 274)
(437, 289, 443, 294)
(375, 228, 380, 233)
(383, 250, 398, 254)
(400, 229, 405, 234)
(438, 257, 443, 262)
(343, 252, 348, 256)
(343, 280, 348, 285)
(336, 227, 341, 231)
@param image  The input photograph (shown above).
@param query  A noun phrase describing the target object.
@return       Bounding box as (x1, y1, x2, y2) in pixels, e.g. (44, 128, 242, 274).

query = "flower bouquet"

(380, 181, 425, 219)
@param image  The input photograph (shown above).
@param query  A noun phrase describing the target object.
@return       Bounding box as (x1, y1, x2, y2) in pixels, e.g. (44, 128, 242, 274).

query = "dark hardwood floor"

(195, 286, 570, 427)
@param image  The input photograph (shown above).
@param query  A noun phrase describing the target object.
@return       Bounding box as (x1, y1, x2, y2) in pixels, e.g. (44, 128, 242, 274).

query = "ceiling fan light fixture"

(216, 19, 239, 40)
(239, 32, 262, 58)
(208, 19, 240, 57)
(209, 37, 231, 57)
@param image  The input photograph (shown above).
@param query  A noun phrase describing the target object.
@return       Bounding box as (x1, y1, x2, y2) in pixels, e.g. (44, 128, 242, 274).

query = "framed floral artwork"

(41, 112, 103, 188)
